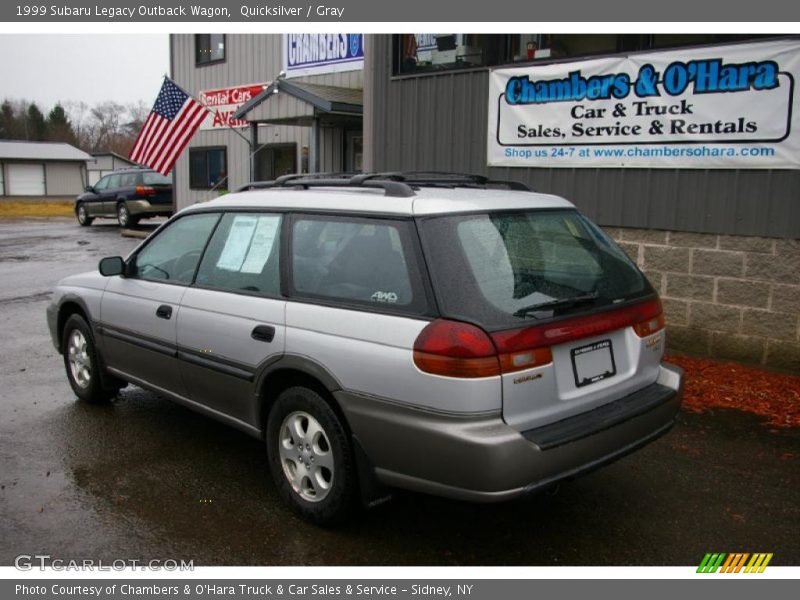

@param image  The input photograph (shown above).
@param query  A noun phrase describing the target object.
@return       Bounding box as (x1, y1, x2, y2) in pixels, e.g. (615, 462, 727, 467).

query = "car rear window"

(142, 172, 172, 186)
(418, 209, 652, 330)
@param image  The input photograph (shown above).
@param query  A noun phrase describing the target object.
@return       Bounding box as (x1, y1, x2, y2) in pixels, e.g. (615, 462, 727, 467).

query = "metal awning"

(233, 80, 363, 126)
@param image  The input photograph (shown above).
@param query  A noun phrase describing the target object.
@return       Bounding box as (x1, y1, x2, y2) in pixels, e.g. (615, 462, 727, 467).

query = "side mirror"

(85, 185, 95, 193)
(99, 256, 126, 277)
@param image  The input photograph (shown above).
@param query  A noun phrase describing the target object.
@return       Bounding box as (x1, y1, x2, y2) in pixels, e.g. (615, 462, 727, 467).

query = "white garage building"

(0, 141, 92, 199)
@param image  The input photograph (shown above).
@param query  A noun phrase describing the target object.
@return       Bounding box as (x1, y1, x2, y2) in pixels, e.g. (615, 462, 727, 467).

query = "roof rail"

(233, 171, 530, 196)
(234, 173, 415, 197)
(367, 171, 532, 192)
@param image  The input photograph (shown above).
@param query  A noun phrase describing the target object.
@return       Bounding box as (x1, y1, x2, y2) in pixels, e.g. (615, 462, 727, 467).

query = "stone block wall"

(603, 228, 800, 373)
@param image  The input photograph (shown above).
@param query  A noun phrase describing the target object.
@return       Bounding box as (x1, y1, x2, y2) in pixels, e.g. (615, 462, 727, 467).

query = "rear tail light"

(413, 320, 501, 378)
(135, 185, 156, 196)
(633, 309, 665, 337)
(413, 297, 664, 379)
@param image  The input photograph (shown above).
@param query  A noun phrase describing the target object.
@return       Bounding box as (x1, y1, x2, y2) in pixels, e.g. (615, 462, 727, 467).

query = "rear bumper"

(126, 199, 173, 217)
(336, 362, 683, 502)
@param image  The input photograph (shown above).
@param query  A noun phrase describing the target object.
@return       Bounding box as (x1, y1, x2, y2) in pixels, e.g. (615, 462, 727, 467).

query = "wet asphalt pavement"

(0, 217, 798, 567)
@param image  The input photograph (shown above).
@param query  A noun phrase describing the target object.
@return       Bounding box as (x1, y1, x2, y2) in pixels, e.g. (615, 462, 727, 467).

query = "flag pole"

(165, 74, 253, 145)
(164, 74, 268, 193)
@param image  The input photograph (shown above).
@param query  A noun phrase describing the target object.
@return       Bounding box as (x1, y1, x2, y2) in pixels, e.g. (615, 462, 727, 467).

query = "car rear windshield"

(418, 209, 652, 330)
(142, 172, 172, 186)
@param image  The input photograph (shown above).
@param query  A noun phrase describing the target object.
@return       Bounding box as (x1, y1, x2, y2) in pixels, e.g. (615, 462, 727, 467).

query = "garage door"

(7, 163, 45, 195)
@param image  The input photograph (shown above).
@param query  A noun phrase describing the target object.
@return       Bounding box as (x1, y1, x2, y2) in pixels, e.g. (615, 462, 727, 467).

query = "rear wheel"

(61, 314, 117, 404)
(266, 386, 356, 525)
(76, 204, 92, 226)
(117, 202, 138, 227)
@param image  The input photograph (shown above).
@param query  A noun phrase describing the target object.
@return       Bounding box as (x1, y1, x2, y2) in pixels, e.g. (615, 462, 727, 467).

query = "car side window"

(195, 213, 282, 295)
(93, 177, 110, 192)
(291, 216, 423, 311)
(132, 213, 220, 284)
(105, 174, 122, 190)
(120, 173, 138, 187)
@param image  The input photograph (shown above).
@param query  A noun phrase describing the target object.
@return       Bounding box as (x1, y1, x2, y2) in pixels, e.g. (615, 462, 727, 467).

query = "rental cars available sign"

(488, 39, 800, 168)
(198, 83, 268, 130)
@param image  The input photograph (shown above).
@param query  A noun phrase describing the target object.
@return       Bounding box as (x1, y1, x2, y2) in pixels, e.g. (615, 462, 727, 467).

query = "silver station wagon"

(47, 172, 683, 524)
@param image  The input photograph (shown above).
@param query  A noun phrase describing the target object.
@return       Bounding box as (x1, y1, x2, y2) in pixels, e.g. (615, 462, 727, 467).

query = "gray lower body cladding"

(335, 363, 683, 502)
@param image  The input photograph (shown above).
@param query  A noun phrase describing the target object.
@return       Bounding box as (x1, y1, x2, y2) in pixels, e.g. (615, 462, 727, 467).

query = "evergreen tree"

(26, 103, 48, 141)
(0, 100, 20, 139)
(46, 103, 77, 145)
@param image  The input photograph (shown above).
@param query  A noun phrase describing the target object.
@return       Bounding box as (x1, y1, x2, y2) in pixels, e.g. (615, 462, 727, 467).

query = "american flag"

(129, 78, 208, 175)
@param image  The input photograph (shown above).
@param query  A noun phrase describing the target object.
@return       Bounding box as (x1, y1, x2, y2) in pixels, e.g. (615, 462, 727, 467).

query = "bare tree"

(64, 100, 95, 150)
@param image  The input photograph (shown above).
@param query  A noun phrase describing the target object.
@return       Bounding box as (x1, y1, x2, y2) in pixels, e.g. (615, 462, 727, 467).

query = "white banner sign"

(488, 39, 800, 169)
(283, 34, 364, 78)
(198, 83, 267, 130)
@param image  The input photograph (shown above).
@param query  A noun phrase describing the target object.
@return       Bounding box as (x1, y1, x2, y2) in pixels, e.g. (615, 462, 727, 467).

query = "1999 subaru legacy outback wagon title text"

(47, 172, 683, 524)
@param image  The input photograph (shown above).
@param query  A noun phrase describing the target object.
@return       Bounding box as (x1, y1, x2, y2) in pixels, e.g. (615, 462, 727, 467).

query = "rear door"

(176, 212, 286, 426)
(100, 212, 220, 397)
(285, 214, 496, 415)
(100, 173, 122, 214)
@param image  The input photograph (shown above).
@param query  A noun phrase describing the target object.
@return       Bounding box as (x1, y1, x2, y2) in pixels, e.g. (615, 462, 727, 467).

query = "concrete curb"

(120, 228, 151, 239)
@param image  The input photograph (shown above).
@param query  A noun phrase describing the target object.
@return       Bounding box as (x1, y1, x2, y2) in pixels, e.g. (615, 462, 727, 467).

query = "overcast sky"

(0, 34, 170, 110)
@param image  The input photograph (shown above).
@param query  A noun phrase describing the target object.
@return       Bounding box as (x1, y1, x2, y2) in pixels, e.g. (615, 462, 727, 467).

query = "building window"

(392, 34, 767, 76)
(195, 34, 225, 66)
(189, 147, 227, 190)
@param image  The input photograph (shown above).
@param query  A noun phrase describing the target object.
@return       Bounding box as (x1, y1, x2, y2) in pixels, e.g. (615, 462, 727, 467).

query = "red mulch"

(665, 354, 800, 428)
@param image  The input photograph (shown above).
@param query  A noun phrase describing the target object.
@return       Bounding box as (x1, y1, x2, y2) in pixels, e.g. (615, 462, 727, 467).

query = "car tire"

(61, 314, 117, 404)
(76, 204, 93, 227)
(266, 386, 356, 525)
(117, 202, 138, 228)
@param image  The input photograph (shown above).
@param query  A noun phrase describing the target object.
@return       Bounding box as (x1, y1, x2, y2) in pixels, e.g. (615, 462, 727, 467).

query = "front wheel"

(76, 204, 93, 226)
(266, 387, 356, 525)
(61, 314, 116, 404)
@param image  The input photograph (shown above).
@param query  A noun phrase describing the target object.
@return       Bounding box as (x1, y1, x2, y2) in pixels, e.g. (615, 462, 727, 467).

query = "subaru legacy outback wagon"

(75, 167, 173, 227)
(47, 172, 683, 524)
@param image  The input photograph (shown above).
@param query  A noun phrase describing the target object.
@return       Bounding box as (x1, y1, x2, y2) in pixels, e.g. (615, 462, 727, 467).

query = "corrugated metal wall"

(365, 35, 800, 239)
(171, 34, 363, 210)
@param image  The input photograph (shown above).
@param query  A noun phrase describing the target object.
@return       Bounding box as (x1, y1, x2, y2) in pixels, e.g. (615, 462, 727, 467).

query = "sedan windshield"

(418, 209, 652, 330)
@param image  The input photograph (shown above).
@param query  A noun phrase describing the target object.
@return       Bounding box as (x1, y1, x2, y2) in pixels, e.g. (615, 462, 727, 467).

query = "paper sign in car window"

(240, 216, 281, 274)
(217, 216, 257, 271)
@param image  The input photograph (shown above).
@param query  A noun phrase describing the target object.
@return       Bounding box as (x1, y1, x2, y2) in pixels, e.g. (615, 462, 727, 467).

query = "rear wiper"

(513, 292, 599, 318)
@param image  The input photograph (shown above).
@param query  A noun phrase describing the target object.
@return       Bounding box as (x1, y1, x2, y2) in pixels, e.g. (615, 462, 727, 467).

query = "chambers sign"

(283, 34, 364, 77)
(488, 39, 800, 168)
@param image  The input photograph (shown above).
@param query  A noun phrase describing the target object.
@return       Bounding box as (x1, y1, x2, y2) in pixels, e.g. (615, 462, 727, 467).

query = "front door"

(100, 173, 123, 215)
(177, 212, 286, 426)
(100, 212, 221, 397)
(84, 175, 110, 217)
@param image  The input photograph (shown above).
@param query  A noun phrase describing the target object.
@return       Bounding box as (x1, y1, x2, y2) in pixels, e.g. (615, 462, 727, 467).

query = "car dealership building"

(170, 34, 800, 372)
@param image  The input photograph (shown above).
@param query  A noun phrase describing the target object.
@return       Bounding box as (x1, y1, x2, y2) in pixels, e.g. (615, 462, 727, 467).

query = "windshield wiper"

(513, 291, 599, 318)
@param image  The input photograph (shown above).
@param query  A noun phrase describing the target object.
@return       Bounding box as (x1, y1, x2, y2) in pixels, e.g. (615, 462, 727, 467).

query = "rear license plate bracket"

(571, 339, 617, 387)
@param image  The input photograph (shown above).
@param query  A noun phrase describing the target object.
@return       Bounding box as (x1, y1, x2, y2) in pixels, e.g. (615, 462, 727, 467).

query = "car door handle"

(156, 305, 173, 320)
(251, 325, 275, 343)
